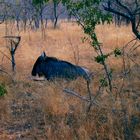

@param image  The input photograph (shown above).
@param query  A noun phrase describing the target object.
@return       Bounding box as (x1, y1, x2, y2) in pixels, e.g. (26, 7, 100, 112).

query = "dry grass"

(0, 21, 140, 140)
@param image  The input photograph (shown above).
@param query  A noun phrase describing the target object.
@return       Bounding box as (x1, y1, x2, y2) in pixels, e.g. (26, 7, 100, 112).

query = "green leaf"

(95, 55, 108, 64)
(114, 48, 122, 57)
(99, 78, 108, 87)
(32, 0, 48, 6)
(0, 84, 7, 97)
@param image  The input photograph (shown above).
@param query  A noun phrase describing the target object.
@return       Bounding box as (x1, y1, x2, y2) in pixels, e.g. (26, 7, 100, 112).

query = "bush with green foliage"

(0, 84, 7, 97)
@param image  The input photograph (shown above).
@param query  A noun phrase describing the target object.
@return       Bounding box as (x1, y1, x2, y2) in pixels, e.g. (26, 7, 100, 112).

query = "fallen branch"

(63, 88, 90, 102)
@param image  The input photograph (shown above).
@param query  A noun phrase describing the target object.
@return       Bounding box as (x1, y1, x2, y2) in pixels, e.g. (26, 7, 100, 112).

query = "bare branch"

(135, 0, 139, 9)
(136, 16, 140, 29)
(0, 50, 12, 62)
(70, 10, 85, 29)
(115, 0, 132, 15)
(134, 6, 140, 13)
(103, 1, 140, 40)
(63, 88, 90, 102)
(3, 36, 21, 71)
(4, 36, 21, 53)
(103, 3, 131, 20)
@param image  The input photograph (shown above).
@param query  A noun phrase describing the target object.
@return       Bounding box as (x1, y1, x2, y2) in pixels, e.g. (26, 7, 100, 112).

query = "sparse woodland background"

(0, 0, 140, 140)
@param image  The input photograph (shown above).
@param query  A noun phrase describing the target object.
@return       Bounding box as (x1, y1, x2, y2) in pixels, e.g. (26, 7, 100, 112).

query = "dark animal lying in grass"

(31, 52, 91, 82)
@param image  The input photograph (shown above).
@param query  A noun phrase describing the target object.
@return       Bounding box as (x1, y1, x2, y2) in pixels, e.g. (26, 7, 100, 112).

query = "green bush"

(0, 84, 7, 97)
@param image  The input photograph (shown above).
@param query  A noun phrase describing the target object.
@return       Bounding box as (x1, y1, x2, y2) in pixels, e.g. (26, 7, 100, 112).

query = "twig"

(63, 88, 99, 107)
(63, 88, 90, 102)
(0, 50, 12, 62)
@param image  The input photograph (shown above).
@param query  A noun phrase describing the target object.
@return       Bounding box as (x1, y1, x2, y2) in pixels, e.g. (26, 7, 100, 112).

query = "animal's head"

(31, 52, 47, 76)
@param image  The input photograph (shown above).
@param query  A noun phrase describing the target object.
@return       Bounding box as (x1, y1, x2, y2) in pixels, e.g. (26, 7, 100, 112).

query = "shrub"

(0, 84, 7, 97)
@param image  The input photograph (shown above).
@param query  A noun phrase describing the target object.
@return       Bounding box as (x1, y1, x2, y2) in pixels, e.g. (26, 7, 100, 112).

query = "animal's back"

(42, 58, 80, 80)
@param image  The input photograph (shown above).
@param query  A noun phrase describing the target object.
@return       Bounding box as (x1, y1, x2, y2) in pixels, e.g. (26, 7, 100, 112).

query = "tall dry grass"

(0, 21, 140, 139)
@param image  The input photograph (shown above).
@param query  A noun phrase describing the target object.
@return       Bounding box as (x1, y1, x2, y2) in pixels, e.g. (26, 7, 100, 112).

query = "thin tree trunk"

(53, 1, 58, 28)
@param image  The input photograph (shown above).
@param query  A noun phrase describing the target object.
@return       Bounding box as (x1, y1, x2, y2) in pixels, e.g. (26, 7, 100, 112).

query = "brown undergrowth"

(0, 21, 140, 139)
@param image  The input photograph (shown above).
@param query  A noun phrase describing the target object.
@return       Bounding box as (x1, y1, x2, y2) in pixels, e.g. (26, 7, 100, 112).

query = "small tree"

(62, 1, 139, 139)
(62, 0, 114, 93)
(52, 0, 65, 28)
(32, 0, 49, 38)
(4, 36, 21, 72)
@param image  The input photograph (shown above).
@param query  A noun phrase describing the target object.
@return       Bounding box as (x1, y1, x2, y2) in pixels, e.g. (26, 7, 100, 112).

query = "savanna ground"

(0, 21, 140, 140)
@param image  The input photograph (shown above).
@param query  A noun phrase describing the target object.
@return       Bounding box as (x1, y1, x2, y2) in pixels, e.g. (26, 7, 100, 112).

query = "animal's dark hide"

(32, 52, 90, 81)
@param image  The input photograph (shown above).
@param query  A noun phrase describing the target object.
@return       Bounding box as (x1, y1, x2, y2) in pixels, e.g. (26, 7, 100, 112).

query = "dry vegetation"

(0, 21, 140, 140)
